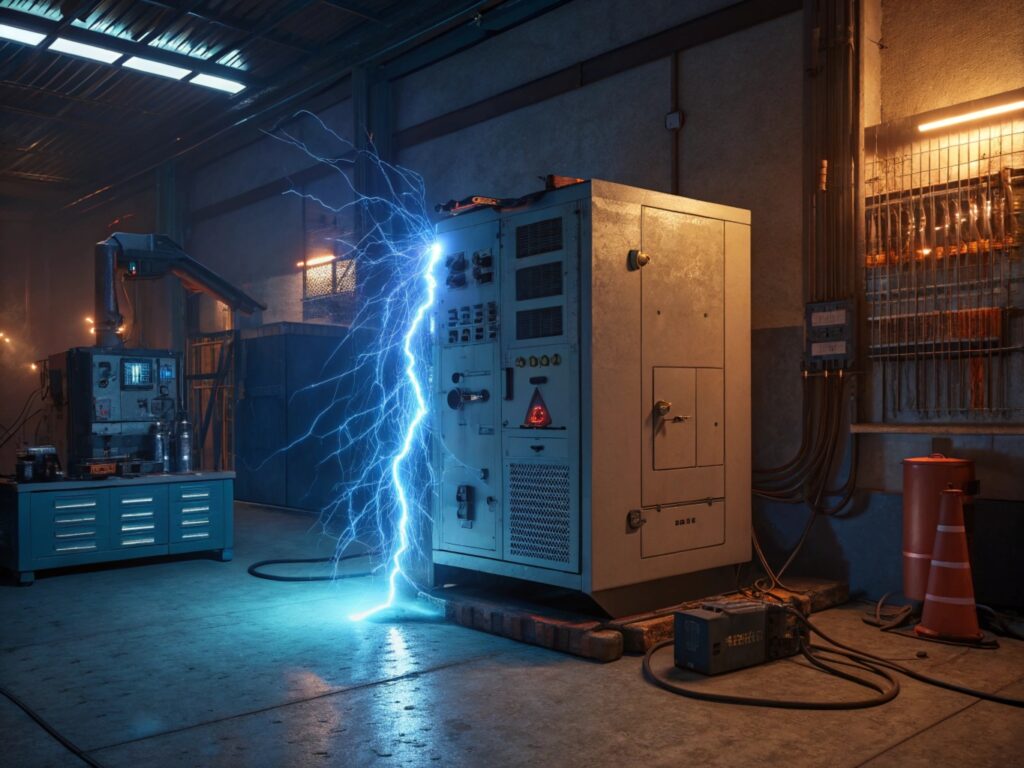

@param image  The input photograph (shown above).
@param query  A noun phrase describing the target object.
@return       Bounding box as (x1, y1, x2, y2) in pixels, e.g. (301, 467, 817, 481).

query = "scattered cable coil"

(643, 603, 1024, 709)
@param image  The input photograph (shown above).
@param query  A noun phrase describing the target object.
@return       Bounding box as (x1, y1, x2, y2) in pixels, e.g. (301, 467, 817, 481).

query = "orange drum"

(902, 454, 976, 601)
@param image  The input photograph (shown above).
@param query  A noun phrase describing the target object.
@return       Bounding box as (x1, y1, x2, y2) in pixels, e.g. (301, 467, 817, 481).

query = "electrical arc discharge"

(349, 240, 443, 621)
(263, 110, 443, 620)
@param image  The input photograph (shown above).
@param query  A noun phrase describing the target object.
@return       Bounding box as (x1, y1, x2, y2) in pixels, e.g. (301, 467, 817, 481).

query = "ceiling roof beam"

(318, 1, 384, 24)
(0, 6, 257, 86)
(0, 79, 165, 119)
(195, 0, 318, 63)
(0, 102, 140, 135)
(135, 1, 316, 54)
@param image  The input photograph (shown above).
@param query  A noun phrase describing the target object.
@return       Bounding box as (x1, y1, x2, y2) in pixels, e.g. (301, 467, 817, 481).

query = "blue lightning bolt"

(257, 111, 443, 620)
(349, 239, 442, 621)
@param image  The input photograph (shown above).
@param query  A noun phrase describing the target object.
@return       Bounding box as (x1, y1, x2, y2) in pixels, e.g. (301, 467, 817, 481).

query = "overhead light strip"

(0, 22, 45, 46)
(918, 100, 1024, 132)
(190, 73, 246, 94)
(123, 56, 191, 80)
(49, 36, 122, 64)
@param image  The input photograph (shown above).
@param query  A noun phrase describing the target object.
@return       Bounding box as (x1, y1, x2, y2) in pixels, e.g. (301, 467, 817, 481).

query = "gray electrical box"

(432, 180, 751, 613)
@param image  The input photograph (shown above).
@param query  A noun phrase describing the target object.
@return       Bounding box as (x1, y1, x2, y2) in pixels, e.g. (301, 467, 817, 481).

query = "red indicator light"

(524, 388, 552, 428)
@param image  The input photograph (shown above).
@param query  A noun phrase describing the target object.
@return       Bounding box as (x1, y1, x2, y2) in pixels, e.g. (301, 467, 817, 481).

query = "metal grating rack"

(507, 462, 571, 565)
(864, 115, 1024, 418)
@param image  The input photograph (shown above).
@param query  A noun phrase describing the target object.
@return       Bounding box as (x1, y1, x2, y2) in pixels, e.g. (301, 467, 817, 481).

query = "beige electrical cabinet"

(433, 180, 750, 614)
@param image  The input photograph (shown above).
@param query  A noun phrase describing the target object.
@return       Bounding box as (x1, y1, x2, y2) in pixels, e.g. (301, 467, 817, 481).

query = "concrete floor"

(2, 504, 1022, 768)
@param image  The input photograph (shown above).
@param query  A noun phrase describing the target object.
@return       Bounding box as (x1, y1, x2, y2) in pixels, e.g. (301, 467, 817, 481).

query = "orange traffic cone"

(915, 488, 983, 642)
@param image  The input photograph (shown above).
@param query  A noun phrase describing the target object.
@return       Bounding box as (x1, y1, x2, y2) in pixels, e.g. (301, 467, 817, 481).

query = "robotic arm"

(94, 232, 266, 347)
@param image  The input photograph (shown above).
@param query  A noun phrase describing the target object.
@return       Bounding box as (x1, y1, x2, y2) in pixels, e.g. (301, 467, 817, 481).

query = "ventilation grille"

(516, 217, 563, 258)
(516, 262, 563, 301)
(516, 307, 563, 339)
(508, 463, 571, 564)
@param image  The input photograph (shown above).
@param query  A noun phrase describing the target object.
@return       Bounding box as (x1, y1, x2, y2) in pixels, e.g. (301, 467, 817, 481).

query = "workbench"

(0, 472, 234, 585)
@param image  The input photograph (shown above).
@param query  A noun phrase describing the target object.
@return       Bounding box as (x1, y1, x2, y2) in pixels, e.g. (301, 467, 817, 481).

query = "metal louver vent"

(508, 463, 571, 564)
(516, 217, 563, 258)
(516, 306, 563, 339)
(516, 261, 563, 301)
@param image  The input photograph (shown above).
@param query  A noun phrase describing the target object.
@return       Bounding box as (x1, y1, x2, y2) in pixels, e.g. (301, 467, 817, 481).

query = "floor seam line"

(851, 671, 1024, 768)
(83, 652, 505, 755)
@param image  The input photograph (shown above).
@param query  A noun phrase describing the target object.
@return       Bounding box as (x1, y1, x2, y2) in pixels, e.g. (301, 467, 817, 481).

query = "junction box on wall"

(432, 180, 751, 614)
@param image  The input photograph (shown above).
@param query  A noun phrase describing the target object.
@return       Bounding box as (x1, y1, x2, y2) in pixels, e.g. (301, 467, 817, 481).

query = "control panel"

(432, 180, 751, 614)
(47, 347, 182, 474)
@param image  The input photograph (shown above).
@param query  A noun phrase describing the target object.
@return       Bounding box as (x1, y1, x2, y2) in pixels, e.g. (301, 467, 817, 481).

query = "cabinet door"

(109, 486, 168, 550)
(31, 489, 109, 559)
(640, 207, 726, 507)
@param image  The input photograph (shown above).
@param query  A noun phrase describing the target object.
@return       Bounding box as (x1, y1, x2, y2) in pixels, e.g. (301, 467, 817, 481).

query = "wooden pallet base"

(423, 577, 849, 663)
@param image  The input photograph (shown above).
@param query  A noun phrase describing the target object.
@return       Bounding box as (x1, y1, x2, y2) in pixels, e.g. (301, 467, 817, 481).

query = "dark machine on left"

(40, 232, 264, 480)
(0, 233, 263, 585)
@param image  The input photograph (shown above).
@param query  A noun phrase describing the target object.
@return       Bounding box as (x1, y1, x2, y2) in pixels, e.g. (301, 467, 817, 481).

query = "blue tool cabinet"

(0, 472, 234, 585)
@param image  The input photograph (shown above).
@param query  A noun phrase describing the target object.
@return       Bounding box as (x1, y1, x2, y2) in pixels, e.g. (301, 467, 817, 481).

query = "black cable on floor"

(0, 685, 107, 768)
(643, 638, 900, 710)
(247, 550, 379, 582)
(643, 603, 1024, 709)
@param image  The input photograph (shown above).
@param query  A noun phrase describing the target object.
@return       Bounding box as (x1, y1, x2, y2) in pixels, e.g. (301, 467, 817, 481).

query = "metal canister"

(902, 454, 976, 601)
(174, 417, 193, 473)
(152, 421, 171, 472)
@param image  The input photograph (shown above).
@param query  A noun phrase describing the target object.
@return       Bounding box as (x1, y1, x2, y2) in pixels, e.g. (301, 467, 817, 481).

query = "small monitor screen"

(121, 358, 154, 389)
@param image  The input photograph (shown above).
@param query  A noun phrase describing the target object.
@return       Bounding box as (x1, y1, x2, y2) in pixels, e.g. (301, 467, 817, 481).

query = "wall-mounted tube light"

(918, 100, 1024, 132)
(190, 73, 246, 94)
(298, 254, 337, 268)
(123, 56, 190, 80)
(49, 37, 121, 64)
(0, 23, 45, 46)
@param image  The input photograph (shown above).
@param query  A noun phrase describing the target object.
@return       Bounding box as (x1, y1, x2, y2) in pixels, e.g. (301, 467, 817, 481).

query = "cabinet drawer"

(170, 488, 222, 545)
(109, 486, 168, 548)
(31, 490, 109, 557)
(172, 482, 217, 502)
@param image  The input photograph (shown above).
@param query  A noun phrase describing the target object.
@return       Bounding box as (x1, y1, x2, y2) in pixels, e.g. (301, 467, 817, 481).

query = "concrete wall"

(880, 0, 1024, 122)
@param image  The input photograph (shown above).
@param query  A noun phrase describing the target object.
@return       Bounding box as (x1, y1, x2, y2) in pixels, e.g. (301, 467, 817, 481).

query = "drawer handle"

(121, 497, 154, 505)
(181, 492, 210, 500)
(55, 543, 97, 553)
(55, 530, 95, 539)
(122, 536, 156, 546)
(181, 506, 210, 514)
(122, 523, 155, 533)
(56, 515, 96, 524)
(181, 517, 209, 527)
(181, 532, 210, 540)
(55, 501, 97, 510)
(122, 511, 154, 520)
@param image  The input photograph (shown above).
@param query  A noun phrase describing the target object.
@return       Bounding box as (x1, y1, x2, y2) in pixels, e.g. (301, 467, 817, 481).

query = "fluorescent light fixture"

(0, 23, 46, 46)
(190, 73, 246, 94)
(918, 100, 1024, 132)
(49, 37, 120, 64)
(123, 56, 190, 80)
(300, 254, 336, 268)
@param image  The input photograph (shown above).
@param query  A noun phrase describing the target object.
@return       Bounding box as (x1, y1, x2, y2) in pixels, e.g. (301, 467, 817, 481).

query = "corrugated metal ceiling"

(0, 0, 465, 211)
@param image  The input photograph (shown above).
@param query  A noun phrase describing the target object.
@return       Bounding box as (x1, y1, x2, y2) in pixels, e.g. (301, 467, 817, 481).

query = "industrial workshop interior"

(1, 0, 1022, 766)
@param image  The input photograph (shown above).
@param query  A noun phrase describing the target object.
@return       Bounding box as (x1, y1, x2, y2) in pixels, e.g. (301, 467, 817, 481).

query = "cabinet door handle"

(55, 500, 96, 510)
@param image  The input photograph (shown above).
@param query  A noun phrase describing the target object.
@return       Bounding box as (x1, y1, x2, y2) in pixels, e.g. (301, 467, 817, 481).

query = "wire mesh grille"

(304, 263, 334, 298)
(864, 116, 1024, 417)
(508, 462, 571, 564)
